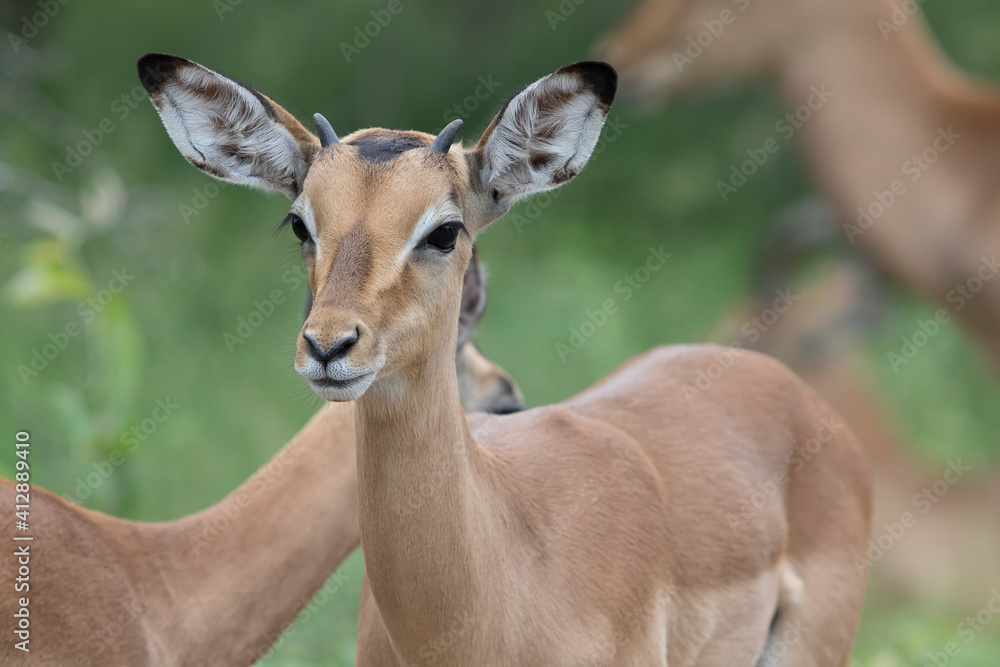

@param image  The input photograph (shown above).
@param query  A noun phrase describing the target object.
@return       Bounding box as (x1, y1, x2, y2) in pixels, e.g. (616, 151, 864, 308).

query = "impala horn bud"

(313, 113, 339, 147)
(430, 119, 463, 154)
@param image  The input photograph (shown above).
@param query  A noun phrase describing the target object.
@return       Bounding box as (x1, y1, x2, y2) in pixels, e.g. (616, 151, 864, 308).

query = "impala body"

(139, 53, 873, 666)
(599, 0, 1000, 609)
(711, 208, 1000, 608)
(598, 0, 1000, 372)
(0, 226, 522, 665)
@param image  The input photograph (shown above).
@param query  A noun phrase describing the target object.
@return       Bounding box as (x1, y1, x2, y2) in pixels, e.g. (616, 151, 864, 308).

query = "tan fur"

(285, 101, 871, 667)
(295, 142, 468, 377)
(0, 323, 521, 664)
(0, 404, 356, 667)
(598, 0, 1000, 371)
(136, 55, 872, 665)
(0, 59, 529, 667)
(714, 253, 1000, 607)
(456, 343, 524, 414)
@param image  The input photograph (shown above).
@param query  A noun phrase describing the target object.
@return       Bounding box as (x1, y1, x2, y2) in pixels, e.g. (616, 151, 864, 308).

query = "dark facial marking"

(346, 131, 429, 164)
(316, 220, 374, 309)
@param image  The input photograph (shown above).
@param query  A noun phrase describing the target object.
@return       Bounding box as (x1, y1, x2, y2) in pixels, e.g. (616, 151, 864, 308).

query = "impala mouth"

(308, 371, 377, 401)
(313, 375, 364, 389)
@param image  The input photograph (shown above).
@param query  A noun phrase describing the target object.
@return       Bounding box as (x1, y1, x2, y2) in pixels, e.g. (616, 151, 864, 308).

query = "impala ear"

(137, 53, 321, 200)
(467, 61, 616, 227)
(457, 246, 487, 349)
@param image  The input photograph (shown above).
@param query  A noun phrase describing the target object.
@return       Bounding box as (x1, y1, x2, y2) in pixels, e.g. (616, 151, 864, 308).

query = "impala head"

(139, 54, 614, 402)
(297, 243, 525, 414)
(597, 0, 810, 104)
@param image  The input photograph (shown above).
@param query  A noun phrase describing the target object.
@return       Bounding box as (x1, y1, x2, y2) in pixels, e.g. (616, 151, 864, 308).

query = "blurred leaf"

(80, 167, 127, 230)
(1, 2, 1000, 664)
(90, 296, 144, 441)
(25, 198, 84, 241)
(47, 384, 96, 465)
(2, 237, 92, 305)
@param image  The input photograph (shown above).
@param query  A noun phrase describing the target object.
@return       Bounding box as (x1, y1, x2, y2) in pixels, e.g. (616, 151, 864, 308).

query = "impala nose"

(303, 328, 359, 362)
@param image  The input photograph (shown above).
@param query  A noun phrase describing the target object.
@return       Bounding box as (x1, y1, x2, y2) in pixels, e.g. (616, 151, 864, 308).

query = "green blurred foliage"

(0, 0, 998, 664)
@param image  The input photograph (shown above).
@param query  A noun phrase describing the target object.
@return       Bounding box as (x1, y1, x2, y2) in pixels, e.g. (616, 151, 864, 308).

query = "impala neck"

(766, 0, 1000, 368)
(775, 0, 987, 161)
(133, 404, 359, 666)
(768, 0, 1000, 251)
(354, 318, 502, 655)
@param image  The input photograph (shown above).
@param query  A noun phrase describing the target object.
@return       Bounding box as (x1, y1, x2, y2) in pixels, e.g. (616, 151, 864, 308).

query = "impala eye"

(424, 223, 462, 252)
(287, 214, 311, 243)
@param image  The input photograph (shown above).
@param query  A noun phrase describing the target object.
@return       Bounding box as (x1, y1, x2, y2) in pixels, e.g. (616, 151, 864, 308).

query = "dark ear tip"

(136, 53, 190, 95)
(557, 61, 618, 108)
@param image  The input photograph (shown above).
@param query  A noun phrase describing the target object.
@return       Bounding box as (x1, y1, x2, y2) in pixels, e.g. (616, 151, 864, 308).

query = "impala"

(140, 53, 872, 665)
(715, 208, 1000, 607)
(598, 0, 1000, 371)
(0, 233, 523, 665)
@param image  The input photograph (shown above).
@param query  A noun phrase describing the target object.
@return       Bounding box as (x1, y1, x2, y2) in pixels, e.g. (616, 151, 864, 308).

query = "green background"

(1, 0, 999, 664)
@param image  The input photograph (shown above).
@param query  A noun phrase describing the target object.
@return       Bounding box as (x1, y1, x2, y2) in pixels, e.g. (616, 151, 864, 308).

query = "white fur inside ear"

(480, 72, 606, 199)
(154, 65, 308, 198)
